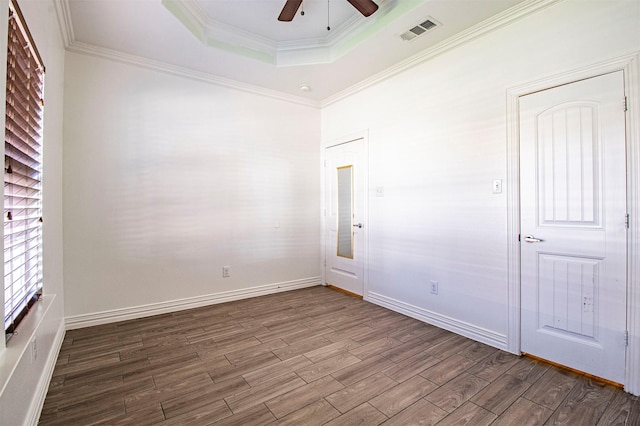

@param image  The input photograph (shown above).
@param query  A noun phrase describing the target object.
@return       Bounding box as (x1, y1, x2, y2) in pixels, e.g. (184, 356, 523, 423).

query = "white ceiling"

(60, 0, 529, 103)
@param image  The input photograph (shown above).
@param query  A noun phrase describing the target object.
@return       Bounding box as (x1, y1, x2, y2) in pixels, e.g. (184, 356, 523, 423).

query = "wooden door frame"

(506, 53, 640, 395)
(321, 130, 370, 299)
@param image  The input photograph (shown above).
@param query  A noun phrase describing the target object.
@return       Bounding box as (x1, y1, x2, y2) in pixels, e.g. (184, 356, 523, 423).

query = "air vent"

(400, 18, 439, 41)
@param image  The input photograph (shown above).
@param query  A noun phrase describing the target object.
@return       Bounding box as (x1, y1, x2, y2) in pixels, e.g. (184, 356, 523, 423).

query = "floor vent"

(400, 18, 439, 41)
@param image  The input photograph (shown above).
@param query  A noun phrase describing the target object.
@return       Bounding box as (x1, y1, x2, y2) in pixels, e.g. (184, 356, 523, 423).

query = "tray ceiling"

(59, 0, 534, 103)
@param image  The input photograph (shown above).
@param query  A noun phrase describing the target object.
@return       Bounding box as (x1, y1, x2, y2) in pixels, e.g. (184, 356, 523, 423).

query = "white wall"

(1, 0, 637, 422)
(63, 53, 321, 320)
(0, 0, 66, 424)
(322, 0, 640, 346)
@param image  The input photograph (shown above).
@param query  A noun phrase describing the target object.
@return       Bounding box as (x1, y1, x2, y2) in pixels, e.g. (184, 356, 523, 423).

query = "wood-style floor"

(39, 286, 640, 425)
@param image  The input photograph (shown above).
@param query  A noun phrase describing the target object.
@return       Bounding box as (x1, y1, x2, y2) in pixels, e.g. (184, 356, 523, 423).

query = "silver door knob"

(523, 235, 543, 243)
(353, 223, 363, 229)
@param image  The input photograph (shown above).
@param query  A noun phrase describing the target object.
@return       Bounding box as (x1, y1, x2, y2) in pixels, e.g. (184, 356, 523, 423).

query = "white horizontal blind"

(3, 0, 44, 339)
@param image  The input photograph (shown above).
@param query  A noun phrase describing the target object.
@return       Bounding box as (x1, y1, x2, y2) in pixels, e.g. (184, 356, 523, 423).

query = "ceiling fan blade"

(278, 0, 303, 21)
(346, 0, 379, 17)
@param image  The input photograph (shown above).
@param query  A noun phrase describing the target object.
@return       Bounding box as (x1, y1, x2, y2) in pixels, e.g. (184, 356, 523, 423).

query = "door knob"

(523, 235, 543, 243)
(353, 223, 363, 229)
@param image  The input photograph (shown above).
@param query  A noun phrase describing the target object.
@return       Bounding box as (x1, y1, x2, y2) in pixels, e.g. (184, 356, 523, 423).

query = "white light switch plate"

(492, 179, 503, 194)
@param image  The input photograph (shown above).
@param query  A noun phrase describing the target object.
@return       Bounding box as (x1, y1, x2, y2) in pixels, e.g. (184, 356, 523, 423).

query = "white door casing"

(324, 139, 366, 296)
(519, 71, 627, 384)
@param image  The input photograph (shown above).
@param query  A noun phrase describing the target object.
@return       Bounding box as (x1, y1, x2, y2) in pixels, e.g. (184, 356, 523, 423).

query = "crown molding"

(205, 17, 276, 55)
(320, 0, 564, 107)
(53, 0, 74, 48)
(54, 0, 319, 106)
(54, 0, 562, 108)
(173, 0, 208, 36)
(163, 0, 276, 64)
(65, 41, 320, 108)
(162, 0, 396, 67)
(276, 1, 403, 67)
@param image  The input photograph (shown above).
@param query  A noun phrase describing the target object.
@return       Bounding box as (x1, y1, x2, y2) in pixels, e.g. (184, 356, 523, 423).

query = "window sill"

(0, 294, 56, 396)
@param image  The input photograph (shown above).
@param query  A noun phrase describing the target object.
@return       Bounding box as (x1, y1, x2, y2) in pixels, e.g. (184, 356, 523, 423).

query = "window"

(3, 0, 44, 341)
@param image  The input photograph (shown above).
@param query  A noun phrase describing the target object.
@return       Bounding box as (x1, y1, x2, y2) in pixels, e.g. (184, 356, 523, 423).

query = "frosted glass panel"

(337, 166, 353, 258)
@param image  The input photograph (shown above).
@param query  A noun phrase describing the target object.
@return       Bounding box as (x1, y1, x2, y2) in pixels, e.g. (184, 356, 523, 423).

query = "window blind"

(4, 0, 44, 340)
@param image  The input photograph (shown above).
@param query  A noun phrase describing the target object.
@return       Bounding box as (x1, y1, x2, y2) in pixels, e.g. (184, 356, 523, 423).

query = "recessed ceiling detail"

(162, 0, 394, 67)
(58, 0, 539, 101)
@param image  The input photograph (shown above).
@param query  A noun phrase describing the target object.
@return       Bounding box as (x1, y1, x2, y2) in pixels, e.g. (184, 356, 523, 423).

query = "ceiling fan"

(278, 0, 379, 22)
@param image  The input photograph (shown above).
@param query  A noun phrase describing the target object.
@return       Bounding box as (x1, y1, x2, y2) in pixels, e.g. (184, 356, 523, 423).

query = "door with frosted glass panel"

(325, 139, 365, 296)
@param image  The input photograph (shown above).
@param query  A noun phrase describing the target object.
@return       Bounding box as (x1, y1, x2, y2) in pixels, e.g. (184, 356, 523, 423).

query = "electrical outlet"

(222, 266, 230, 278)
(430, 280, 439, 295)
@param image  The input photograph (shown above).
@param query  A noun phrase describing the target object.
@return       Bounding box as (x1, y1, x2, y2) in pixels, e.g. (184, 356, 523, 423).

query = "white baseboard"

(65, 277, 322, 330)
(29, 320, 66, 426)
(366, 291, 508, 351)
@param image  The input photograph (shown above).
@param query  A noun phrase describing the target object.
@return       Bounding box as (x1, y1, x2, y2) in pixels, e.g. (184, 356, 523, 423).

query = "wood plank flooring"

(39, 286, 640, 425)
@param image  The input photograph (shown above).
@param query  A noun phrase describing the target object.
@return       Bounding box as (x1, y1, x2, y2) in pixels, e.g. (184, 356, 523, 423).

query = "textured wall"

(322, 0, 639, 342)
(63, 53, 321, 317)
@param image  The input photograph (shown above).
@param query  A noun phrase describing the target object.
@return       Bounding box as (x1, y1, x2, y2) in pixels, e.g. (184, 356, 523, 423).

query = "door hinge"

(625, 213, 630, 229)
(624, 330, 629, 347)
(518, 234, 521, 242)
(624, 96, 628, 112)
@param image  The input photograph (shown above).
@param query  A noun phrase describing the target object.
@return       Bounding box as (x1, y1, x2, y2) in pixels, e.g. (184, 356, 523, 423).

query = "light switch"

(376, 186, 384, 197)
(492, 179, 502, 194)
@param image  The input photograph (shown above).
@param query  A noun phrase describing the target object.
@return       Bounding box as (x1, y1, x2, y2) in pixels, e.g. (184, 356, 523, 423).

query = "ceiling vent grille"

(400, 18, 439, 41)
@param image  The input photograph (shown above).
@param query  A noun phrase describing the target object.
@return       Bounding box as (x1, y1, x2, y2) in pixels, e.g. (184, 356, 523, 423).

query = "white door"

(520, 71, 627, 384)
(324, 139, 365, 296)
